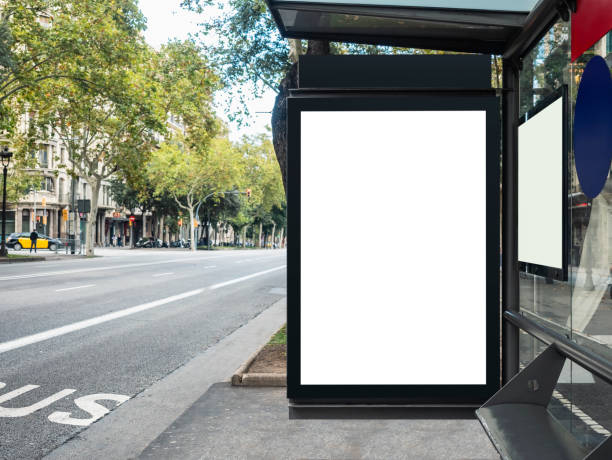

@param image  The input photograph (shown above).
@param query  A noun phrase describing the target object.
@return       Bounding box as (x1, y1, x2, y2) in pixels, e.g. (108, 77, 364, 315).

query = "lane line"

(55, 284, 96, 292)
(152, 273, 174, 277)
(0, 256, 223, 282)
(204, 265, 216, 268)
(0, 252, 286, 282)
(0, 265, 286, 355)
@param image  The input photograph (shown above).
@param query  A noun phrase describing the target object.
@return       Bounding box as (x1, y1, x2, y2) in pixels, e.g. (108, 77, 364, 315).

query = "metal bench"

(477, 311, 612, 460)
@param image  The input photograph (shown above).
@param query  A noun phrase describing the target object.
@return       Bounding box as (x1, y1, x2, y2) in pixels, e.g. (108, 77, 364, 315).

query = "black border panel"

(287, 92, 501, 405)
(518, 85, 569, 282)
(298, 55, 492, 90)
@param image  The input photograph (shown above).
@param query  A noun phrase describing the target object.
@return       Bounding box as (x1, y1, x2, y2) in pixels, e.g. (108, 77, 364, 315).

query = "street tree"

(148, 136, 242, 252)
(24, 6, 166, 256)
(238, 134, 284, 247)
(1, 0, 148, 205)
(181, 0, 413, 193)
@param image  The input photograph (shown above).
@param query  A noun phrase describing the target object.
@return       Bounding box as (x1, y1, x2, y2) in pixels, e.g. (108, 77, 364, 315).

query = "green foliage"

(268, 324, 286, 345)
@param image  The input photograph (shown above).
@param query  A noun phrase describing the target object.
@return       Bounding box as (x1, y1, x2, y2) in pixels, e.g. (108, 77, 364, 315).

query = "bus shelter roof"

(265, 0, 544, 54)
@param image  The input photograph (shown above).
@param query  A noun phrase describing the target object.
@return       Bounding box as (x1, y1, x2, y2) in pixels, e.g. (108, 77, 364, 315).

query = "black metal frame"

(287, 91, 501, 404)
(517, 85, 569, 282)
(265, 1, 529, 54)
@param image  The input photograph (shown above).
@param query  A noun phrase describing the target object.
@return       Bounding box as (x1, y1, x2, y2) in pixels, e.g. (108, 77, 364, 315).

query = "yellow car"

(6, 232, 62, 251)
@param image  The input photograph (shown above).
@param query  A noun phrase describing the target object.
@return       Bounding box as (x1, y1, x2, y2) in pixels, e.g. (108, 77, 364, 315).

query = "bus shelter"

(265, 0, 612, 458)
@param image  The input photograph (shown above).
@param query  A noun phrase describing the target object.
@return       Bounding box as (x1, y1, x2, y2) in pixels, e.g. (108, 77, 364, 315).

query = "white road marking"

(204, 265, 216, 268)
(55, 284, 95, 292)
(209, 265, 285, 290)
(0, 265, 286, 354)
(0, 252, 285, 282)
(48, 393, 129, 426)
(0, 385, 76, 417)
(0, 256, 223, 282)
(152, 273, 173, 277)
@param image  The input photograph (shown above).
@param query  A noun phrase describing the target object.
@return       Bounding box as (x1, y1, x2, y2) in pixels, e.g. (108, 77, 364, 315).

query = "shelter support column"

(502, 59, 520, 384)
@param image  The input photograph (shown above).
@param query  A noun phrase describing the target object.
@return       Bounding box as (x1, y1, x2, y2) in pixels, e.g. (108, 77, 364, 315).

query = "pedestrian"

(29, 229, 38, 253)
(112, 234, 117, 247)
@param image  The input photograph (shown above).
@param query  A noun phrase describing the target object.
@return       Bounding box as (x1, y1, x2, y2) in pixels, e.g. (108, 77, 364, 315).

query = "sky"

(138, 0, 277, 141)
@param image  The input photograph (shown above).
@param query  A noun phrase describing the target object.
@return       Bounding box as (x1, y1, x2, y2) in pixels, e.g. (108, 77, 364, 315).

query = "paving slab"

(140, 383, 500, 460)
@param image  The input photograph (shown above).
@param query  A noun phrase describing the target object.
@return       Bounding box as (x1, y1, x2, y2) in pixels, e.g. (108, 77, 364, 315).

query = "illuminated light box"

(287, 92, 500, 405)
(518, 87, 568, 280)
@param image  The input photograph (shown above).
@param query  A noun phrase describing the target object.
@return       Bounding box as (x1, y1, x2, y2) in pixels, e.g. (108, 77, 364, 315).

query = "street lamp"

(1, 147, 14, 257)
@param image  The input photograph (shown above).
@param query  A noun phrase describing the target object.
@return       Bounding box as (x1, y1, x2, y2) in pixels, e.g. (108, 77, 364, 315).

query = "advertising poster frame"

(287, 92, 501, 405)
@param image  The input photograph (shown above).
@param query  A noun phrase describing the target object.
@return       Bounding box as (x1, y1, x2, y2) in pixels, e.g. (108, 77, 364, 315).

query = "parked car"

(6, 232, 62, 251)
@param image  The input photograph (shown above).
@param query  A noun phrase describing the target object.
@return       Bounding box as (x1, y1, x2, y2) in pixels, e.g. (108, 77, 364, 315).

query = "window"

(38, 146, 48, 168)
(41, 177, 54, 192)
(82, 183, 87, 199)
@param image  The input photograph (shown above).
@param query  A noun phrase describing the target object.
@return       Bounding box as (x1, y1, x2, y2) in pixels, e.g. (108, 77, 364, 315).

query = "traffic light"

(62, 209, 68, 221)
(178, 218, 183, 227)
(246, 188, 251, 198)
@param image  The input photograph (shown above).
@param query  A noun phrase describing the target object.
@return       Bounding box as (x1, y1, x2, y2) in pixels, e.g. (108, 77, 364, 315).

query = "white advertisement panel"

(300, 110, 488, 385)
(518, 97, 564, 270)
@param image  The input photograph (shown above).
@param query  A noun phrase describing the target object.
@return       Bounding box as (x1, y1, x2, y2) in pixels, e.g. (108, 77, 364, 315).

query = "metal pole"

(502, 59, 520, 384)
(1, 165, 7, 257)
(33, 189, 37, 233)
(71, 176, 76, 254)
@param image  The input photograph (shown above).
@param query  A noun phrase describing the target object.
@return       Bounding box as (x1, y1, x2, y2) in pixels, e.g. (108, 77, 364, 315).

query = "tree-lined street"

(0, 248, 286, 459)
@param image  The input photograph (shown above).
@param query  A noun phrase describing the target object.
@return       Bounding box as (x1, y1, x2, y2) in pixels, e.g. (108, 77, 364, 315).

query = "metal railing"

(504, 310, 612, 385)
(60, 238, 83, 255)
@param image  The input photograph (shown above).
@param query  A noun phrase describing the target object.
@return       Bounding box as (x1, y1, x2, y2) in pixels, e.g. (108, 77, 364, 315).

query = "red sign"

(129, 215, 135, 223)
(572, 0, 612, 61)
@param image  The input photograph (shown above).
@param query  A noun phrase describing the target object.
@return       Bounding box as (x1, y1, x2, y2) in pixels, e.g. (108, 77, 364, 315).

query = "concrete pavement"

(138, 383, 499, 460)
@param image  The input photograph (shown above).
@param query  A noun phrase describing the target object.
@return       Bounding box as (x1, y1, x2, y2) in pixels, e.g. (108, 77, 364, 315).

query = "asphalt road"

(0, 248, 287, 460)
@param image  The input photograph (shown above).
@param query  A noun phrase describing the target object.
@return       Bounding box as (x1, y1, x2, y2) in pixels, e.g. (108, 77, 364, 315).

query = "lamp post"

(1, 147, 14, 257)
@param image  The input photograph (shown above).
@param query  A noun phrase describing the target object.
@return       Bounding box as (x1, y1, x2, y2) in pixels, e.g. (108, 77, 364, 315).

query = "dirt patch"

(247, 343, 286, 374)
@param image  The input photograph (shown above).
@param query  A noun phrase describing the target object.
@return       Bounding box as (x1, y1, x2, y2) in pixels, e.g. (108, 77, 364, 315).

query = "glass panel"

(519, 22, 570, 117)
(280, 9, 510, 40)
(569, 34, 612, 361)
(561, 362, 611, 449)
(520, 19, 612, 449)
(276, 0, 537, 13)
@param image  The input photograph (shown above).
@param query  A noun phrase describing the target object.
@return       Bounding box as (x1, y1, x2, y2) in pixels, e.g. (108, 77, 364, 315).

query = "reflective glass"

(519, 18, 612, 449)
(277, 0, 537, 13)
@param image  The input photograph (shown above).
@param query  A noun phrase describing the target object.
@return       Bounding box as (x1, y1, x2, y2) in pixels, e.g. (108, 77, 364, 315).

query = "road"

(0, 248, 286, 459)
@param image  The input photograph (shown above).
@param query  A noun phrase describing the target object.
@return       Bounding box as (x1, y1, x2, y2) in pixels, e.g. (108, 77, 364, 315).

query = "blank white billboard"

(518, 97, 564, 269)
(300, 110, 488, 385)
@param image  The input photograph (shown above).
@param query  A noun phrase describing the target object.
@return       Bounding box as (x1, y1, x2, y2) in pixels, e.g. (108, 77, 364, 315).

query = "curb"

(231, 342, 287, 387)
(241, 373, 286, 387)
(0, 256, 46, 263)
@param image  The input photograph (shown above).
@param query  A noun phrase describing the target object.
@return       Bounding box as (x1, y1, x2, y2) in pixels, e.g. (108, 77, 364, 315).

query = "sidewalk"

(139, 384, 499, 460)
(46, 296, 499, 460)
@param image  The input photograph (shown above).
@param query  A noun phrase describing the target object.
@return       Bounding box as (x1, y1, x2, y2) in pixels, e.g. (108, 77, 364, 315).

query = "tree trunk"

(271, 40, 330, 195)
(142, 211, 146, 239)
(256, 221, 263, 248)
(242, 226, 247, 248)
(205, 214, 210, 248)
(85, 179, 100, 257)
(189, 206, 196, 252)
(279, 227, 285, 248)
